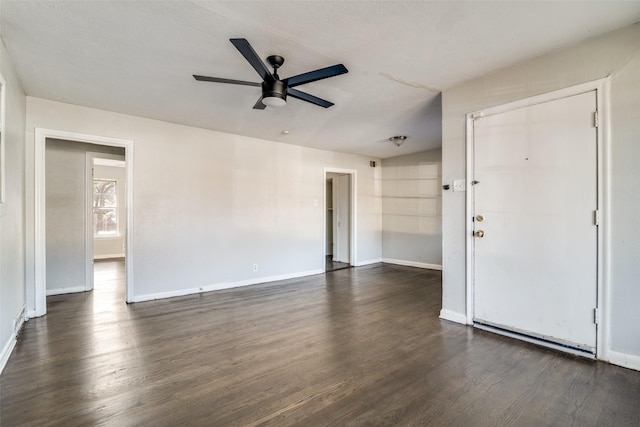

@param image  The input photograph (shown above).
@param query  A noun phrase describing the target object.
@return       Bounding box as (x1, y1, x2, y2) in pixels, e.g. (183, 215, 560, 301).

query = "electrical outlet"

(252, 264, 258, 272)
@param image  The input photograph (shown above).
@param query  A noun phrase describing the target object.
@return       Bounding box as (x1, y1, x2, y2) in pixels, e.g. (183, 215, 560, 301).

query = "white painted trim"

(355, 258, 382, 266)
(85, 152, 94, 291)
(93, 254, 125, 260)
(465, 78, 611, 360)
(323, 168, 357, 268)
(132, 269, 325, 303)
(0, 305, 26, 374)
(32, 128, 134, 318)
(465, 112, 475, 324)
(382, 258, 442, 270)
(46, 286, 86, 296)
(34, 129, 47, 317)
(0, 334, 16, 375)
(13, 306, 25, 335)
(439, 309, 468, 325)
(468, 79, 611, 119)
(598, 78, 612, 362)
(0, 72, 6, 214)
(608, 350, 640, 372)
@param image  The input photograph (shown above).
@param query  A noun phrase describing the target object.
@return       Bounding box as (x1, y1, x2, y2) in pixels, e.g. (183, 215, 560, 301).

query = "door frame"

(31, 128, 134, 318)
(464, 78, 611, 360)
(324, 168, 356, 268)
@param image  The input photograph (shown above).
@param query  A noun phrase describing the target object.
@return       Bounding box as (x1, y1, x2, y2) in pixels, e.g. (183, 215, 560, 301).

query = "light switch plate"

(453, 179, 466, 192)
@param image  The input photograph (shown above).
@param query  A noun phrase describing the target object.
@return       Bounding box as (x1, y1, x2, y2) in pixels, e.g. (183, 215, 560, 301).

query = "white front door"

(473, 90, 598, 353)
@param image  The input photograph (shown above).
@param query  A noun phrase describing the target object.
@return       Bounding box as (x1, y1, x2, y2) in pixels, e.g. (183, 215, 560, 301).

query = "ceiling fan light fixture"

(262, 95, 287, 107)
(389, 136, 407, 147)
(261, 79, 287, 107)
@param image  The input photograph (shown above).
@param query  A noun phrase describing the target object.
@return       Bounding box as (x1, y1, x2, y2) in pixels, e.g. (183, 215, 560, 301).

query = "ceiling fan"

(193, 38, 348, 109)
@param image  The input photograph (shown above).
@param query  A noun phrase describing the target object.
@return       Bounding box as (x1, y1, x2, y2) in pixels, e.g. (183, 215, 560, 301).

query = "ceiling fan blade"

(230, 38, 272, 81)
(287, 88, 334, 108)
(285, 64, 348, 88)
(253, 97, 267, 110)
(193, 75, 261, 87)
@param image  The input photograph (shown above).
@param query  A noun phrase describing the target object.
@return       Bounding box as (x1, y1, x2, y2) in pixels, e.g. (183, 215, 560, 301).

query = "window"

(93, 179, 118, 237)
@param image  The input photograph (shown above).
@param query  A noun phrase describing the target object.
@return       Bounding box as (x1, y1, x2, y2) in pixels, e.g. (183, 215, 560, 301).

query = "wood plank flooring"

(1, 261, 639, 426)
(325, 255, 350, 272)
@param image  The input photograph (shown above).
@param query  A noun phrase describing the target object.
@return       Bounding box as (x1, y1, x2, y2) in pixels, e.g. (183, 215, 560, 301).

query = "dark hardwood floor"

(1, 261, 639, 426)
(325, 255, 350, 272)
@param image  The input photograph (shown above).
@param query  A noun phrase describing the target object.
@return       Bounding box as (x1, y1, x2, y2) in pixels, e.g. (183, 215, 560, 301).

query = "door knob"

(474, 230, 485, 238)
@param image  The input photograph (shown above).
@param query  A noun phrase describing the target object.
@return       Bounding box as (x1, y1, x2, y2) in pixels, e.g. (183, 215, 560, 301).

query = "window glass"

(93, 179, 118, 236)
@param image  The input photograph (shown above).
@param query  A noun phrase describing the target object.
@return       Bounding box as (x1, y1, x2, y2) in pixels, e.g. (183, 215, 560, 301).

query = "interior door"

(473, 91, 598, 353)
(335, 174, 351, 264)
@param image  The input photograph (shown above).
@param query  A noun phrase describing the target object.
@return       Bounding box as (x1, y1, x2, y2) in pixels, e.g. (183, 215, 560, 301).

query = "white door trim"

(31, 128, 134, 317)
(0, 73, 6, 214)
(324, 168, 357, 267)
(464, 78, 611, 360)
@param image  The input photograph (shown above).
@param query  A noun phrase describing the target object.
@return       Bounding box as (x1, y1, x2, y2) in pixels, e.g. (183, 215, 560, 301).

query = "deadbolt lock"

(476, 215, 484, 222)
(474, 230, 485, 238)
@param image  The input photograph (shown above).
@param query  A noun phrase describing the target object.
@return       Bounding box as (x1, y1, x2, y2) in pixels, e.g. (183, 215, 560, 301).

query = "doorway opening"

(325, 170, 354, 272)
(32, 129, 134, 318)
(44, 141, 127, 304)
(88, 154, 126, 302)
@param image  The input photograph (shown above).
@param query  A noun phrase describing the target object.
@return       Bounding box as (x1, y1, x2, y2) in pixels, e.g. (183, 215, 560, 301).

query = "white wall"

(381, 149, 442, 269)
(93, 163, 126, 259)
(26, 97, 382, 303)
(441, 23, 640, 368)
(0, 39, 27, 372)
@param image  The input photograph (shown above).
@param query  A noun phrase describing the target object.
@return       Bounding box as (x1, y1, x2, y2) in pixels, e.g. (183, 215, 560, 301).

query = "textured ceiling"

(2, 1, 639, 158)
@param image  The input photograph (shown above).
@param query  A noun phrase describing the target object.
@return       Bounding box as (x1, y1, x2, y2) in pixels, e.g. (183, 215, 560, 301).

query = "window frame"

(93, 178, 119, 238)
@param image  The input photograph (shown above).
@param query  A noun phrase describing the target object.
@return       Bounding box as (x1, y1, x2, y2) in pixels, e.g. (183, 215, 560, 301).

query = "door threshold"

(474, 321, 595, 359)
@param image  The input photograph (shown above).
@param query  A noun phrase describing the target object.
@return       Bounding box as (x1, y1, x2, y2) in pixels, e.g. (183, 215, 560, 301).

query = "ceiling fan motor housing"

(262, 79, 287, 102)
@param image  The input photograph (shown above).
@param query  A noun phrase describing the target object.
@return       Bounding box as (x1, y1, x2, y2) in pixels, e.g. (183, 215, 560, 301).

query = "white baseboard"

(133, 269, 325, 303)
(14, 306, 25, 335)
(382, 258, 442, 270)
(439, 309, 468, 325)
(608, 350, 640, 372)
(0, 333, 17, 375)
(355, 258, 382, 266)
(1, 305, 27, 375)
(46, 286, 86, 296)
(94, 254, 125, 260)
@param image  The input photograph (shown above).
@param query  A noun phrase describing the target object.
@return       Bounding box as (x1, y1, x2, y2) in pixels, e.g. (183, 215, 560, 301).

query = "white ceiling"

(2, 1, 639, 159)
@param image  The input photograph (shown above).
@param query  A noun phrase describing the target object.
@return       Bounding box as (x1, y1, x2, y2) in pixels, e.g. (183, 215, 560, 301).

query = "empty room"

(1, 1, 639, 425)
